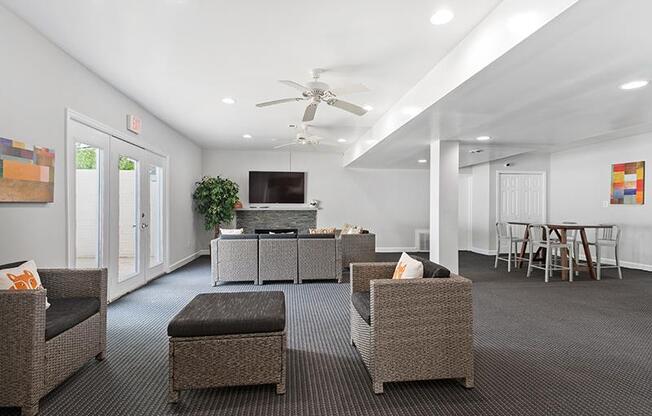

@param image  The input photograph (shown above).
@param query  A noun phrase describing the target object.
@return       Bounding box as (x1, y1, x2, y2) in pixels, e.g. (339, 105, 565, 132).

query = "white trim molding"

(168, 251, 204, 273)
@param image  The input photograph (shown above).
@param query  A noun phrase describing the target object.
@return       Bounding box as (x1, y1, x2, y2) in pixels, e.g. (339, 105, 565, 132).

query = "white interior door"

(497, 172, 546, 223)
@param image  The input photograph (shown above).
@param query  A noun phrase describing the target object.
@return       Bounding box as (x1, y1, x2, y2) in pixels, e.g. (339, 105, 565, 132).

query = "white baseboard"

(198, 249, 210, 256)
(376, 246, 425, 253)
(575, 254, 652, 272)
(168, 251, 203, 273)
(470, 247, 497, 256)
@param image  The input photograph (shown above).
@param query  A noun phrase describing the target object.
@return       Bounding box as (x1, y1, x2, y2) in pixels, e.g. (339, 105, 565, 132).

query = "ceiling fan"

(256, 68, 370, 122)
(273, 124, 336, 149)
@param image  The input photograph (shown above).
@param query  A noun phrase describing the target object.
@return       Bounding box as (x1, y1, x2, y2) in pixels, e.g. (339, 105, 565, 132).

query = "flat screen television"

(249, 171, 305, 204)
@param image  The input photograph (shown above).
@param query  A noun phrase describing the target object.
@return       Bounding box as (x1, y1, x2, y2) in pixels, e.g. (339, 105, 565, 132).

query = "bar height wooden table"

(509, 222, 613, 281)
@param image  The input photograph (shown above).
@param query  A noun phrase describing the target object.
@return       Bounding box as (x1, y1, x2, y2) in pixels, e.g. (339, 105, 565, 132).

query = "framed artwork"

(0, 138, 55, 202)
(611, 161, 644, 205)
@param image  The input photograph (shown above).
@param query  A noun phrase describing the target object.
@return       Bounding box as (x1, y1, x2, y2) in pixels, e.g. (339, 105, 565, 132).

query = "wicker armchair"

(337, 232, 376, 269)
(211, 235, 259, 285)
(350, 262, 474, 394)
(0, 266, 107, 416)
(297, 234, 341, 283)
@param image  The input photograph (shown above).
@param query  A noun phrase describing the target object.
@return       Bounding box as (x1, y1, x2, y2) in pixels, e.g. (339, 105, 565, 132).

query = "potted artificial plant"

(192, 175, 240, 238)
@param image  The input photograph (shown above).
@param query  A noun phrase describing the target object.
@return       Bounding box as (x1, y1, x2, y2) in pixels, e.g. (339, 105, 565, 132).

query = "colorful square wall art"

(0, 137, 55, 202)
(611, 161, 645, 205)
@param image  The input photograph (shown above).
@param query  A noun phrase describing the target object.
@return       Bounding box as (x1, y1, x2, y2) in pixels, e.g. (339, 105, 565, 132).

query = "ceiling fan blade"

(328, 99, 367, 116)
(331, 83, 370, 96)
(303, 102, 318, 122)
(256, 97, 304, 107)
(273, 142, 297, 149)
(315, 141, 337, 147)
(279, 80, 309, 92)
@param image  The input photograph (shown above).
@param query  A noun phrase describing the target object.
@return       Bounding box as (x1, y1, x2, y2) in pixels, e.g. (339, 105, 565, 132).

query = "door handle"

(141, 223, 149, 230)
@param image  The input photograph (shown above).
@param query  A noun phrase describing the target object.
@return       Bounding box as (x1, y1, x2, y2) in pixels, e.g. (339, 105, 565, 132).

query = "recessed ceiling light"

(337, 138, 347, 143)
(242, 134, 252, 139)
(620, 80, 649, 90)
(363, 105, 374, 112)
(221, 97, 236, 104)
(430, 10, 454, 25)
(469, 149, 484, 154)
(418, 159, 428, 164)
(476, 136, 491, 141)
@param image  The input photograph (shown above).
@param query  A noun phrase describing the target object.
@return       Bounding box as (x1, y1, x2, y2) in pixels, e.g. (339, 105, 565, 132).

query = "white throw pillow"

(0, 260, 50, 308)
(392, 252, 423, 279)
(220, 228, 244, 235)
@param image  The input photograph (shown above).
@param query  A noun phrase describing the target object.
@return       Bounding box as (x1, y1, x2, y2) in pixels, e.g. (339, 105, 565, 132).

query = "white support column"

(430, 140, 459, 273)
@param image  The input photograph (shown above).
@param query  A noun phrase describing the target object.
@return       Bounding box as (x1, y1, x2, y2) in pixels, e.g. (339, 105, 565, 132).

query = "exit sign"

(127, 114, 142, 134)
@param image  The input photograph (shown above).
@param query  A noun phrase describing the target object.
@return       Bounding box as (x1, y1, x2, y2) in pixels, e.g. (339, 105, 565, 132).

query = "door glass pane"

(118, 156, 139, 280)
(75, 143, 100, 268)
(149, 165, 163, 267)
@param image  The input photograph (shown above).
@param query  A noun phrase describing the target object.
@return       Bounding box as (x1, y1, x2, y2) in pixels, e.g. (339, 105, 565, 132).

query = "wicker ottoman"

(167, 292, 287, 403)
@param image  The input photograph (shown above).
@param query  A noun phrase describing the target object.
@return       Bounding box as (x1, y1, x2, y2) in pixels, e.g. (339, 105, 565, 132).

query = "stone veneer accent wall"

(235, 209, 317, 234)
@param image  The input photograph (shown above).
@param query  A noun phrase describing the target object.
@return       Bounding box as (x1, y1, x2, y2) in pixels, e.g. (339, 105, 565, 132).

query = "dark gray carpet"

(4, 252, 651, 416)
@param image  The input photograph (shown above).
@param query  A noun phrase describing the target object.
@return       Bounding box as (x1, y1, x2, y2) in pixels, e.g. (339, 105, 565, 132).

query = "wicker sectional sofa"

(0, 265, 107, 416)
(211, 233, 342, 285)
(350, 260, 474, 394)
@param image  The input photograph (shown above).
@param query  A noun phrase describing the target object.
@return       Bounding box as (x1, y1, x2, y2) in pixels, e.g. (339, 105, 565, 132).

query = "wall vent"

(415, 229, 430, 251)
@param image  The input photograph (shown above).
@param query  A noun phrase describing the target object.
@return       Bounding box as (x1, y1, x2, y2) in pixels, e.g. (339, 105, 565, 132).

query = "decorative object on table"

(234, 200, 243, 209)
(220, 228, 243, 235)
(611, 161, 645, 205)
(341, 223, 364, 234)
(0, 137, 55, 202)
(309, 227, 336, 234)
(309, 199, 319, 208)
(193, 175, 240, 238)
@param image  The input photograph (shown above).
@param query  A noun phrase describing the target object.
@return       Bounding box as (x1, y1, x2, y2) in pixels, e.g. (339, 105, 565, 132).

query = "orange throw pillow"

(392, 253, 424, 279)
(0, 260, 50, 308)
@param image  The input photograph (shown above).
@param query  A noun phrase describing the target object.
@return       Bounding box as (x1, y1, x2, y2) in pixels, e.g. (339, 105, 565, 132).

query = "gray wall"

(0, 5, 202, 267)
(200, 149, 430, 251)
(549, 133, 652, 270)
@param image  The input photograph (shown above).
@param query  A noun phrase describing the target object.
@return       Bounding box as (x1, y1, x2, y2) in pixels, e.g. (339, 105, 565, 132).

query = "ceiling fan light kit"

(256, 69, 371, 122)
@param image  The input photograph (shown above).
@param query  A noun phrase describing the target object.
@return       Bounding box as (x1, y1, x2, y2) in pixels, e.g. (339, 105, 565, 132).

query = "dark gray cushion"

(219, 234, 259, 240)
(258, 233, 297, 240)
(413, 256, 450, 278)
(298, 233, 335, 239)
(0, 260, 28, 269)
(45, 297, 100, 341)
(168, 292, 286, 337)
(351, 291, 371, 325)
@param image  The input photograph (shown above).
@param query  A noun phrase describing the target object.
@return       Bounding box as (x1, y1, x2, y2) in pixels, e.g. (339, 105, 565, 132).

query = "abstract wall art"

(611, 161, 645, 205)
(0, 137, 55, 202)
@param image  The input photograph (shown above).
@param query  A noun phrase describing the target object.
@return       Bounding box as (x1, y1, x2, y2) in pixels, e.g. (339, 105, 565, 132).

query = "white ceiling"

(0, 0, 502, 152)
(348, 0, 652, 168)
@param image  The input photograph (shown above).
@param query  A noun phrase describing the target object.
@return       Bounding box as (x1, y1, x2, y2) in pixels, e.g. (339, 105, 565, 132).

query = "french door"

(68, 116, 167, 302)
(109, 138, 166, 299)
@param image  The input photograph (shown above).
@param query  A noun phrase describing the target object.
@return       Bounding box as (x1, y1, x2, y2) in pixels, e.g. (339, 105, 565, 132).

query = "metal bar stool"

(590, 225, 623, 280)
(495, 222, 527, 272)
(526, 224, 574, 282)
